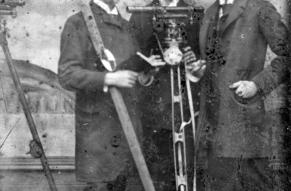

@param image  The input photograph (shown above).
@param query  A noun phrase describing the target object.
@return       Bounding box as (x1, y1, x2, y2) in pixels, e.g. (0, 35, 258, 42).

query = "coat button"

(111, 135, 121, 148)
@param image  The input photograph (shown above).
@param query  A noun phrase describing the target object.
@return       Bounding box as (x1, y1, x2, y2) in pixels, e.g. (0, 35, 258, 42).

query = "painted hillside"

(0, 59, 75, 159)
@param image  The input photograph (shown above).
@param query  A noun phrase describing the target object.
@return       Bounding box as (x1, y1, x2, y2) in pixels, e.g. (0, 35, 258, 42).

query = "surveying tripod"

(0, 1, 57, 190)
(128, 5, 204, 191)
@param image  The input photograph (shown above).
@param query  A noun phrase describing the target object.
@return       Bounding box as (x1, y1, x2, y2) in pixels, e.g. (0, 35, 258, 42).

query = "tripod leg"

(171, 67, 189, 191)
(0, 31, 57, 191)
(173, 131, 188, 191)
(185, 72, 197, 191)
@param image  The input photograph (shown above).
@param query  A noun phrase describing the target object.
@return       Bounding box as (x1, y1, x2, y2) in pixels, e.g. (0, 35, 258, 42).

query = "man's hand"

(104, 70, 139, 88)
(182, 46, 206, 82)
(186, 59, 206, 73)
(147, 55, 166, 67)
(183, 46, 196, 65)
(137, 52, 165, 67)
(185, 59, 206, 82)
(229, 81, 258, 98)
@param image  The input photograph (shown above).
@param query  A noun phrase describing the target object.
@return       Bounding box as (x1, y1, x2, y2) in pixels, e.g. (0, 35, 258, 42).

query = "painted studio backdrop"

(0, 0, 289, 190)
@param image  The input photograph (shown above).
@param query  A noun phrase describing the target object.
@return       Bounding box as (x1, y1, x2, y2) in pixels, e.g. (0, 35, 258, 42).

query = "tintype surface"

(0, 0, 290, 191)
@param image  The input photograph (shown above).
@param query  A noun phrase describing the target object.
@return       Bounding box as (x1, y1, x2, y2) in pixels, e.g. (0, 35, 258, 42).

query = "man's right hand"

(104, 70, 139, 88)
(186, 59, 207, 82)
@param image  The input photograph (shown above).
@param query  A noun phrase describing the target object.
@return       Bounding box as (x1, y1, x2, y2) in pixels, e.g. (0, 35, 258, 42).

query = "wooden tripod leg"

(0, 31, 57, 191)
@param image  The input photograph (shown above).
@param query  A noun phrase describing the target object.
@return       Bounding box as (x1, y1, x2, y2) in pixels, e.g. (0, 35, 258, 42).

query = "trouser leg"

(125, 159, 144, 191)
(205, 157, 275, 191)
(83, 182, 108, 191)
(82, 175, 128, 191)
(147, 129, 175, 191)
(239, 158, 274, 191)
(206, 157, 239, 191)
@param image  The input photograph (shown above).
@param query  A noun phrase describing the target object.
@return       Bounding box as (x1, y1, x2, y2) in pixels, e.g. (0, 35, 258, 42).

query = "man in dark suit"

(58, 0, 163, 190)
(130, 0, 200, 190)
(189, 0, 290, 190)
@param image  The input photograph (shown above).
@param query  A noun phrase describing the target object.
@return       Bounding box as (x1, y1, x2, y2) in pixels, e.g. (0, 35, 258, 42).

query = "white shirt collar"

(219, 0, 234, 5)
(160, 0, 179, 7)
(93, 0, 118, 15)
(168, 0, 179, 7)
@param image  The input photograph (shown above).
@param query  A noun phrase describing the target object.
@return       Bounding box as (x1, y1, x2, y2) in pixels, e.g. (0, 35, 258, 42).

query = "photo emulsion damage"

(0, 0, 290, 191)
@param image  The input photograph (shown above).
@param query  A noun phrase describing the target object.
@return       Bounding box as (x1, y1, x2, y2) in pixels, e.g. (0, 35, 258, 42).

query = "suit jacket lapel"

(220, 0, 248, 33)
(199, 1, 219, 59)
(102, 15, 123, 28)
(91, 2, 123, 28)
(177, 0, 187, 6)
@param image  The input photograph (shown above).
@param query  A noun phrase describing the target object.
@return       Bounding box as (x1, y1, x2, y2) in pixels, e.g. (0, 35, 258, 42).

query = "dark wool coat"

(198, 0, 290, 158)
(58, 3, 143, 182)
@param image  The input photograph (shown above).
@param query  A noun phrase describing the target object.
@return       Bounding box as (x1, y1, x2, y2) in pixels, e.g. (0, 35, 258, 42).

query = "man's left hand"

(229, 81, 258, 98)
(137, 52, 165, 67)
(147, 55, 165, 67)
(182, 46, 196, 65)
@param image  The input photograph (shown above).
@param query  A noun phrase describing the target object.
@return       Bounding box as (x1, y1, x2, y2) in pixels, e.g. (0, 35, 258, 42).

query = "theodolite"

(128, 4, 204, 191)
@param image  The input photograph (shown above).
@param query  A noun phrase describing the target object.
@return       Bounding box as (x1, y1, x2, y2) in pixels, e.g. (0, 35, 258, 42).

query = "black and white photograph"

(0, 0, 290, 190)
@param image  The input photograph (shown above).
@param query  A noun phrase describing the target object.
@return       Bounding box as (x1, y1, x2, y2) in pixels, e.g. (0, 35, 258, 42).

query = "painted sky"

(1, 0, 286, 73)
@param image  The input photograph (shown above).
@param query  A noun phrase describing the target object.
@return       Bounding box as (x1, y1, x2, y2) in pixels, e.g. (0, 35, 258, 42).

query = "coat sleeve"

(58, 15, 107, 92)
(251, 1, 290, 96)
